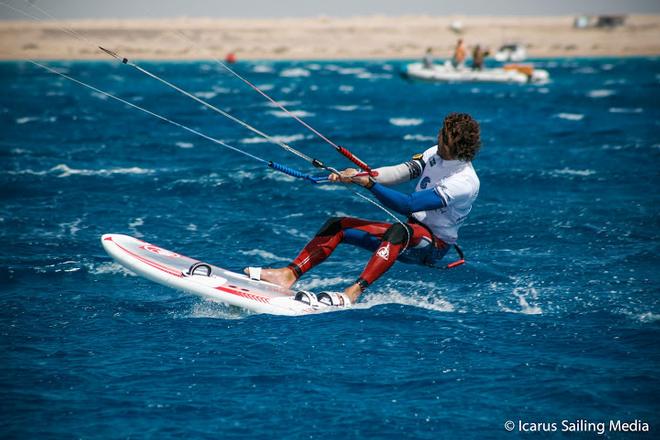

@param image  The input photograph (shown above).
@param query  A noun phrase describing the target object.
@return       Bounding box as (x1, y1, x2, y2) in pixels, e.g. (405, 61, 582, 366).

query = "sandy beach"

(1, 15, 659, 60)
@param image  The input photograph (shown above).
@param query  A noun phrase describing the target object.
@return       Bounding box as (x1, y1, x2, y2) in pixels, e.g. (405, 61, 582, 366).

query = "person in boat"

(452, 39, 467, 68)
(422, 47, 434, 69)
(471, 44, 489, 70)
(246, 113, 481, 307)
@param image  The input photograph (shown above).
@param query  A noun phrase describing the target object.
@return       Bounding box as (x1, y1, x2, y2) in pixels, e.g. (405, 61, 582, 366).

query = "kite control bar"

(337, 146, 378, 177)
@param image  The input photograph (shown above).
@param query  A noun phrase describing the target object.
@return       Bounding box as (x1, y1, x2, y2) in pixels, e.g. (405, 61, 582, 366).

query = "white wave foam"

(552, 168, 596, 177)
(587, 89, 615, 98)
(498, 283, 542, 315)
(315, 184, 343, 191)
(295, 276, 352, 291)
(357, 72, 392, 80)
(49, 164, 154, 178)
(404, 134, 435, 142)
(234, 170, 256, 180)
(271, 225, 310, 239)
(175, 141, 194, 149)
(604, 79, 627, 85)
(555, 113, 584, 121)
(241, 134, 304, 144)
(89, 262, 136, 276)
(185, 301, 249, 320)
(266, 100, 300, 107)
(285, 228, 310, 240)
(253, 65, 274, 73)
(609, 107, 643, 114)
(636, 312, 660, 323)
(16, 116, 38, 124)
(239, 249, 290, 262)
(390, 118, 423, 127)
(17, 116, 57, 124)
(339, 85, 354, 93)
(211, 86, 232, 94)
(269, 110, 314, 118)
(35, 260, 82, 274)
(280, 68, 310, 77)
(574, 67, 597, 74)
(332, 105, 358, 112)
(358, 289, 454, 313)
(4, 168, 48, 176)
(58, 218, 83, 237)
(172, 173, 225, 188)
(338, 67, 367, 75)
(186, 224, 197, 232)
(265, 172, 296, 183)
(194, 91, 217, 99)
(91, 91, 109, 101)
(128, 217, 144, 237)
(257, 84, 274, 91)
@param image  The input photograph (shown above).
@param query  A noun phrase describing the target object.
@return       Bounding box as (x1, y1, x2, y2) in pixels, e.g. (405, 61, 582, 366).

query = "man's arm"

(372, 155, 425, 186)
(366, 182, 446, 216)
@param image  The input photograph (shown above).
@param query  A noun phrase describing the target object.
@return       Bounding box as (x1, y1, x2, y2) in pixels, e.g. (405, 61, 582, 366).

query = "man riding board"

(245, 113, 481, 308)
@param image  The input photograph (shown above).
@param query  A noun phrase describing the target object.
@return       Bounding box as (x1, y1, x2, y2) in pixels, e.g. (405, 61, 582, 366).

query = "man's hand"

(328, 168, 371, 187)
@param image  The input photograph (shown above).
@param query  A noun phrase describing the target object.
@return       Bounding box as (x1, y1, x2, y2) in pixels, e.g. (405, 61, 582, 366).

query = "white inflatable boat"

(404, 62, 549, 84)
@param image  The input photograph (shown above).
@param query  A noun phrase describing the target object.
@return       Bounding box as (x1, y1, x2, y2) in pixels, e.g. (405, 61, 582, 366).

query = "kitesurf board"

(101, 234, 319, 316)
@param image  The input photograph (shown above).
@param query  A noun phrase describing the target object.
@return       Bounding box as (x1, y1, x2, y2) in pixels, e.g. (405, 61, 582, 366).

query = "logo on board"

(140, 245, 180, 258)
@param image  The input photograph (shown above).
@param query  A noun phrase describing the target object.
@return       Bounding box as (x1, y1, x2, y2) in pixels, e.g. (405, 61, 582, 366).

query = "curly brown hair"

(441, 113, 481, 161)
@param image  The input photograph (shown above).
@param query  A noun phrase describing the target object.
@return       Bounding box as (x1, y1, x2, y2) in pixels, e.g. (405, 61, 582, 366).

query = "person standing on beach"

(246, 113, 481, 307)
(452, 39, 467, 68)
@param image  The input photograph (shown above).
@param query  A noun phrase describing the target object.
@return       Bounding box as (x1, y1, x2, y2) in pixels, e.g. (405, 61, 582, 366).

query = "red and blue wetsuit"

(287, 146, 480, 290)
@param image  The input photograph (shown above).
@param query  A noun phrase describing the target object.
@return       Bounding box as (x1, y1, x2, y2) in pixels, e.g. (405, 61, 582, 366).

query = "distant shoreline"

(3, 54, 658, 63)
(1, 15, 659, 60)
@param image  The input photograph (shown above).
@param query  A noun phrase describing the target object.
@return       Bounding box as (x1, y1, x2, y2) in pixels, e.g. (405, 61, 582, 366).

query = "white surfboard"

(101, 234, 323, 316)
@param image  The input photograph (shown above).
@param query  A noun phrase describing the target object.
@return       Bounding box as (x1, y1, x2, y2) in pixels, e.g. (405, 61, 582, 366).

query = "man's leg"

(257, 217, 392, 288)
(343, 222, 432, 302)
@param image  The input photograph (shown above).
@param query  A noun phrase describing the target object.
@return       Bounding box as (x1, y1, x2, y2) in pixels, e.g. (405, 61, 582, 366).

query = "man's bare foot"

(343, 283, 363, 304)
(244, 267, 297, 289)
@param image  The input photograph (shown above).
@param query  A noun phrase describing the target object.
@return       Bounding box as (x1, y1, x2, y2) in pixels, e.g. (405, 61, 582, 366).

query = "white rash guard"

(373, 145, 480, 244)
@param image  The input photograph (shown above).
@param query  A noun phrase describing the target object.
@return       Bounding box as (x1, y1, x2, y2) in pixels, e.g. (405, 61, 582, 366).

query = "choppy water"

(2, 57, 659, 438)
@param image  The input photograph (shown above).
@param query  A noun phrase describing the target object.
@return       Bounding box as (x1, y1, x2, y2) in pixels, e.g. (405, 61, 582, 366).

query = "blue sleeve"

(368, 182, 446, 216)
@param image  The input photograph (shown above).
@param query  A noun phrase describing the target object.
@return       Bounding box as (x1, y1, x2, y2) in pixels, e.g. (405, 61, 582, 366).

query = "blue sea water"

(1, 57, 659, 438)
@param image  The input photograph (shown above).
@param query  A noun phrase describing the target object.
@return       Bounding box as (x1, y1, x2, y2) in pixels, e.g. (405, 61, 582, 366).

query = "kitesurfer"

(247, 113, 481, 306)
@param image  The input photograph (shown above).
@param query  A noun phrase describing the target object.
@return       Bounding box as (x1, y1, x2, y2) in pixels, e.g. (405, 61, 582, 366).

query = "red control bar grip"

(337, 146, 377, 176)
